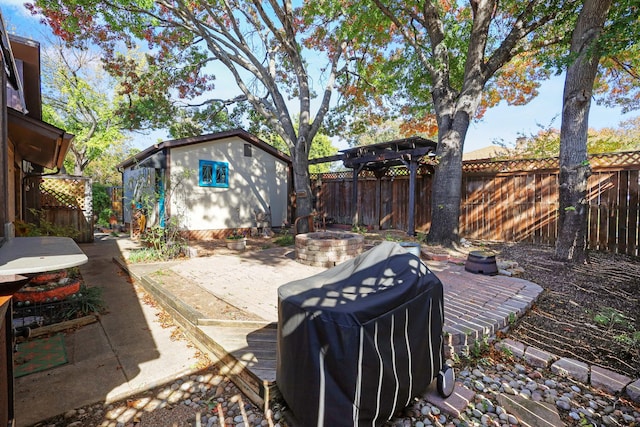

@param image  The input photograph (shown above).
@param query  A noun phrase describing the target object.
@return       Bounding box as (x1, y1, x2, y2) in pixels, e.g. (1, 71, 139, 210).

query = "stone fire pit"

(295, 231, 365, 268)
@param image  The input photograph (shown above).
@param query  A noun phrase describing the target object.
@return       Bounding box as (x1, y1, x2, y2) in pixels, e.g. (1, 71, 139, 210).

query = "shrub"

(93, 184, 113, 227)
(133, 217, 187, 262)
(16, 209, 79, 239)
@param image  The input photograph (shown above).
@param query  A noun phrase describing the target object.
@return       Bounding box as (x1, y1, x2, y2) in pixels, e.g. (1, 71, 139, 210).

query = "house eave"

(7, 107, 74, 169)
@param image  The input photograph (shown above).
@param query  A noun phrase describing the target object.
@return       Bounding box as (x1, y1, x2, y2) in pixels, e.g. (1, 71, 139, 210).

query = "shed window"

(244, 144, 252, 157)
(199, 160, 229, 188)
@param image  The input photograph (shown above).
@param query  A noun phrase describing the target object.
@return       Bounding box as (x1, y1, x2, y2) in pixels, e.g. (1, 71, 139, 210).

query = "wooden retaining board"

(195, 323, 279, 408)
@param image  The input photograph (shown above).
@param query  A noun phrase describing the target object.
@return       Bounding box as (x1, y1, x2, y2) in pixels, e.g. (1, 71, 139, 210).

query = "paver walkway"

(158, 246, 542, 355)
(121, 242, 543, 407)
(170, 247, 324, 322)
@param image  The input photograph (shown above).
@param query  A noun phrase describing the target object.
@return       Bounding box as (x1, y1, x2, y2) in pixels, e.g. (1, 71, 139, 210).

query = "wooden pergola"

(311, 136, 437, 236)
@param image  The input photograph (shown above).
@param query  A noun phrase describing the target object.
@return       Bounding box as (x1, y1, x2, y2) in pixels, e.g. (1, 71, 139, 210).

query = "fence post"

(351, 165, 363, 227)
(407, 160, 418, 236)
(373, 170, 386, 231)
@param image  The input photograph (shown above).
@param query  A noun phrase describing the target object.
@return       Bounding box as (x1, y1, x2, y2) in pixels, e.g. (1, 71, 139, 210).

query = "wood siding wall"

(312, 152, 640, 257)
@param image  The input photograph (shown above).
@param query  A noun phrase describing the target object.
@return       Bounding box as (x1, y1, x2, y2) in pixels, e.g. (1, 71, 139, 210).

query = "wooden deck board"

(198, 324, 278, 381)
(207, 325, 278, 344)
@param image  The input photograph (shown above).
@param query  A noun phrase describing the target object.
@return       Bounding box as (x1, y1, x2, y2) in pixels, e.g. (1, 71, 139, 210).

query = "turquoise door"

(156, 169, 166, 227)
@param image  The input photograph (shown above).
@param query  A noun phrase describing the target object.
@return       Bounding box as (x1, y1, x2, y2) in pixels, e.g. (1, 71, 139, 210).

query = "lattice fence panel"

(40, 177, 87, 210)
(462, 151, 640, 174)
(311, 165, 433, 181)
(32, 176, 94, 243)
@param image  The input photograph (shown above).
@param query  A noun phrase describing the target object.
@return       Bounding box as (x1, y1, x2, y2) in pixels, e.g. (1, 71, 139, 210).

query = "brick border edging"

(496, 338, 640, 404)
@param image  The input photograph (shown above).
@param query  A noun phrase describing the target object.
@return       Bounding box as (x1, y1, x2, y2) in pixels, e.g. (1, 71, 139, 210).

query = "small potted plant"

(225, 229, 247, 250)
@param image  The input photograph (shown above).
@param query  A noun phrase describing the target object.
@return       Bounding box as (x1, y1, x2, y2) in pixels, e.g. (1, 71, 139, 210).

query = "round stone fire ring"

(295, 231, 365, 268)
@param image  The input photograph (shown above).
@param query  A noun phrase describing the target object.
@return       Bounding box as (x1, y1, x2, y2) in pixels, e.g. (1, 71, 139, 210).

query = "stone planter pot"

(398, 242, 422, 258)
(225, 238, 247, 251)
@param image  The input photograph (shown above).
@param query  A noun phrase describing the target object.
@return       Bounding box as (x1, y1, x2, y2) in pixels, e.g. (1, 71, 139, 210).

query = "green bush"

(128, 247, 166, 263)
(131, 217, 187, 262)
(93, 184, 112, 227)
(64, 284, 106, 318)
(274, 234, 294, 246)
(17, 209, 79, 239)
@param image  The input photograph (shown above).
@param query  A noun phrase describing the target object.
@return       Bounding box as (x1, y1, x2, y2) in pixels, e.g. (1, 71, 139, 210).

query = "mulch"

(485, 242, 640, 379)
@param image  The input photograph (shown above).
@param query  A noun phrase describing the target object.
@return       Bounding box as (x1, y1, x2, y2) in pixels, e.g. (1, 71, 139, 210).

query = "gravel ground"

(33, 347, 640, 427)
(37, 369, 281, 427)
(30, 290, 640, 427)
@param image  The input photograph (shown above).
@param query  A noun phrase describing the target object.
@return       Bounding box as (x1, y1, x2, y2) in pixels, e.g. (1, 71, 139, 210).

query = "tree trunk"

(555, 0, 612, 262)
(421, 0, 492, 248)
(70, 146, 86, 176)
(290, 140, 313, 232)
(428, 110, 470, 247)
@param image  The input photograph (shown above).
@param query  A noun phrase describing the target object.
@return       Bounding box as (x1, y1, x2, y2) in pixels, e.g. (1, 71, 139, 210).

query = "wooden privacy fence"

(311, 151, 640, 257)
(25, 175, 94, 243)
(312, 167, 433, 232)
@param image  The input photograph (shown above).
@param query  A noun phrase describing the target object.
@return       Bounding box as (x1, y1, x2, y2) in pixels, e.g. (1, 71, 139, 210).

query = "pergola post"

(351, 164, 363, 227)
(337, 137, 437, 233)
(407, 159, 418, 236)
(373, 169, 387, 231)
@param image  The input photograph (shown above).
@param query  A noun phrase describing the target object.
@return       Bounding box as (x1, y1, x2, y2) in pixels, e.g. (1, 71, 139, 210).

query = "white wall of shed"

(168, 136, 289, 231)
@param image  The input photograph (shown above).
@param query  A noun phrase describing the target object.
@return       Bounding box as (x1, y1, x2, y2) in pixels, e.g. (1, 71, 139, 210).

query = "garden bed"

(13, 268, 104, 329)
(486, 242, 640, 378)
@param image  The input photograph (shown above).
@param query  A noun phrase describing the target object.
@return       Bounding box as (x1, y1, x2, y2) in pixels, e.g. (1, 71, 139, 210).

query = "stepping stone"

(423, 382, 475, 418)
(524, 346, 556, 368)
(551, 357, 589, 383)
(590, 365, 632, 395)
(625, 379, 640, 403)
(497, 394, 564, 427)
(497, 339, 525, 358)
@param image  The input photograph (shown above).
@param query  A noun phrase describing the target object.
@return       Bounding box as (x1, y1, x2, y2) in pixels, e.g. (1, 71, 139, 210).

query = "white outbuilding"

(118, 129, 292, 239)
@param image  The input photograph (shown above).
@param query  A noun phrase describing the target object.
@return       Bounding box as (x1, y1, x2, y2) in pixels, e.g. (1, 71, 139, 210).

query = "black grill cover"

(276, 242, 444, 427)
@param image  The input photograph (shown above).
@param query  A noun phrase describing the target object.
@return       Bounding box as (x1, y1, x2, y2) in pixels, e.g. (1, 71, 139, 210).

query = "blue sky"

(1, 1, 46, 40)
(2, 2, 637, 153)
(464, 76, 638, 153)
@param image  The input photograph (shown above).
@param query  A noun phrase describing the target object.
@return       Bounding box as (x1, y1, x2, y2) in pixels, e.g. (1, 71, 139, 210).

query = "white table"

(0, 236, 88, 276)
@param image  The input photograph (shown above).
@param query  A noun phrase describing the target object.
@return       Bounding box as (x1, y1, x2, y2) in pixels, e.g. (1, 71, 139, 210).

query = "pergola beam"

(309, 136, 437, 236)
(343, 146, 433, 169)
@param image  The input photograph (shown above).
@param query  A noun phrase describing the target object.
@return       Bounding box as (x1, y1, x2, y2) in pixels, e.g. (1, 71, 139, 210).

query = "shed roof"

(117, 128, 292, 170)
